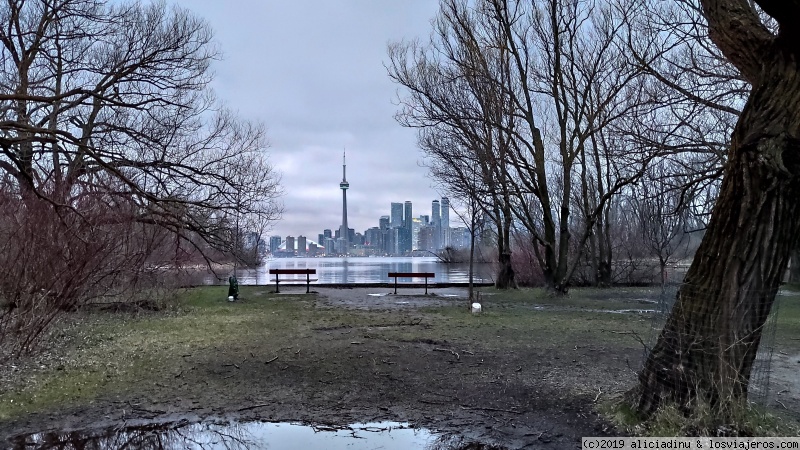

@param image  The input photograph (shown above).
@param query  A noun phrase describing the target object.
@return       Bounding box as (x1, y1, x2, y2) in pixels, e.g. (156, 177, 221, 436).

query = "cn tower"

(339, 150, 349, 255)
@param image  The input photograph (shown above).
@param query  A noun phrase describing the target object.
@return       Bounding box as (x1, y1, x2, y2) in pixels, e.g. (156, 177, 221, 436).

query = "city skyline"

(166, 1, 444, 242)
(271, 195, 462, 255)
(270, 150, 465, 241)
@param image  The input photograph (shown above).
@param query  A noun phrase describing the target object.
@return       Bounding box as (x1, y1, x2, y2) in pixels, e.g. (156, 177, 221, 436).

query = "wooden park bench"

(269, 268, 317, 293)
(387, 272, 436, 295)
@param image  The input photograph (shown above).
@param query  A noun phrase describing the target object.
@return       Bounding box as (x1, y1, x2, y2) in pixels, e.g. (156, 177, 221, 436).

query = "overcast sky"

(170, 1, 447, 241)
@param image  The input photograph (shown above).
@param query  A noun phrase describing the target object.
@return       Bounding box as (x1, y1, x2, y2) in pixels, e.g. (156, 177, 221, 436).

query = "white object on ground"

(471, 302, 482, 314)
(228, 296, 235, 302)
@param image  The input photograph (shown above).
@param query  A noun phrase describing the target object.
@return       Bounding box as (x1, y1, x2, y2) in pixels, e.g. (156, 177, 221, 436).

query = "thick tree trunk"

(636, 60, 800, 415)
(789, 250, 800, 284)
(496, 251, 515, 288)
(494, 204, 517, 289)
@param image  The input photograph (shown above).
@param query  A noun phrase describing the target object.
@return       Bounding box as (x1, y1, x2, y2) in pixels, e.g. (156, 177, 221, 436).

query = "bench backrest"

(269, 269, 316, 275)
(387, 272, 435, 278)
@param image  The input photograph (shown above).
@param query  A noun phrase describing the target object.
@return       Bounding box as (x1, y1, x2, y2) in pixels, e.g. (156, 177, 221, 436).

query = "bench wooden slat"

(387, 272, 435, 294)
(269, 269, 316, 275)
(387, 272, 434, 278)
(269, 269, 317, 293)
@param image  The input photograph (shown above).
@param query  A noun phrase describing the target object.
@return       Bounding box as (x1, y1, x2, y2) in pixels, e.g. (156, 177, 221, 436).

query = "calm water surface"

(10, 420, 463, 450)
(221, 257, 494, 285)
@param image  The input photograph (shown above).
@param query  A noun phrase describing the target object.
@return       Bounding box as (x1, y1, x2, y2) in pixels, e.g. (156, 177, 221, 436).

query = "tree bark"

(636, 52, 800, 415)
(789, 250, 800, 284)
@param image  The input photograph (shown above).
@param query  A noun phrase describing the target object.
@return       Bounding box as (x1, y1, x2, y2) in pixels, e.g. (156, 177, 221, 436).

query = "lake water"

(220, 257, 494, 285)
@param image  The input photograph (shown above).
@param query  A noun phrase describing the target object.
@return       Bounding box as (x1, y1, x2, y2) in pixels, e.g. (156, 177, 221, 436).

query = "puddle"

(8, 420, 488, 450)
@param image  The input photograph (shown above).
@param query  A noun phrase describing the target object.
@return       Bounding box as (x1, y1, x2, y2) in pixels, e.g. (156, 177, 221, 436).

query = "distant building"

(431, 200, 441, 250)
(450, 227, 471, 250)
(401, 201, 413, 253)
(324, 237, 336, 255)
(285, 236, 295, 254)
(411, 217, 422, 250)
(418, 225, 437, 253)
(297, 236, 307, 255)
(379, 216, 390, 230)
(385, 227, 400, 255)
(390, 202, 403, 228)
(365, 227, 383, 252)
(441, 197, 450, 248)
(308, 243, 319, 257)
(318, 233, 325, 247)
(269, 235, 282, 254)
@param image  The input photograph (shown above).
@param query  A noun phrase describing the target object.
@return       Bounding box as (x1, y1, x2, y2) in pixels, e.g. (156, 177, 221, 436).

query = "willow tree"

(636, 0, 800, 415)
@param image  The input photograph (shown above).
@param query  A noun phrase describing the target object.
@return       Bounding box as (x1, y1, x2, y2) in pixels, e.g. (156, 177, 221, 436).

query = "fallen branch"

(593, 388, 603, 403)
(238, 403, 271, 412)
(265, 356, 278, 364)
(223, 363, 240, 369)
(460, 405, 523, 415)
(776, 399, 788, 409)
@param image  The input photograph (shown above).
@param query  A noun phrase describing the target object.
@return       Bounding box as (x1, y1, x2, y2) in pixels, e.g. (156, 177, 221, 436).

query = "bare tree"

(635, 0, 800, 417)
(0, 0, 282, 357)
(388, 0, 518, 289)
(629, 162, 694, 287)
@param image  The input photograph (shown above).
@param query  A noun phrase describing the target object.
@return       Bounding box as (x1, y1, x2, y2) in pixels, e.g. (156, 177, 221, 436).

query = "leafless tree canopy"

(0, 0, 282, 359)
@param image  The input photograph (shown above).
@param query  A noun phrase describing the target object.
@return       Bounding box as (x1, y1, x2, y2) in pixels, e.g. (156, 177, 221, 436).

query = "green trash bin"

(228, 276, 239, 301)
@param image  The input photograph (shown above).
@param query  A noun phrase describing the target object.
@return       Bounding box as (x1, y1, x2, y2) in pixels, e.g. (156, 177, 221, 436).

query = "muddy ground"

(0, 286, 797, 449)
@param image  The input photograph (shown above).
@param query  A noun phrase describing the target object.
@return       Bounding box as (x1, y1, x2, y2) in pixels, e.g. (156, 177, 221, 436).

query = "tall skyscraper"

(285, 236, 295, 253)
(339, 151, 349, 255)
(390, 203, 403, 228)
(432, 200, 441, 250)
(441, 197, 450, 248)
(412, 217, 422, 250)
(379, 216, 390, 230)
(297, 235, 307, 254)
(402, 201, 413, 253)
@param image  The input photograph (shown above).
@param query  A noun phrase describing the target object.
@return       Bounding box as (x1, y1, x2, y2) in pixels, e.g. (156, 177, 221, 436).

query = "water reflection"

(221, 257, 494, 285)
(9, 420, 498, 450)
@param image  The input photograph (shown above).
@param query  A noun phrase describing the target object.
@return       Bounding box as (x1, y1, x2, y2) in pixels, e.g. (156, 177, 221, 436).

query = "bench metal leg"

(306, 273, 310, 294)
(425, 277, 428, 295)
(394, 277, 397, 294)
(275, 277, 280, 294)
